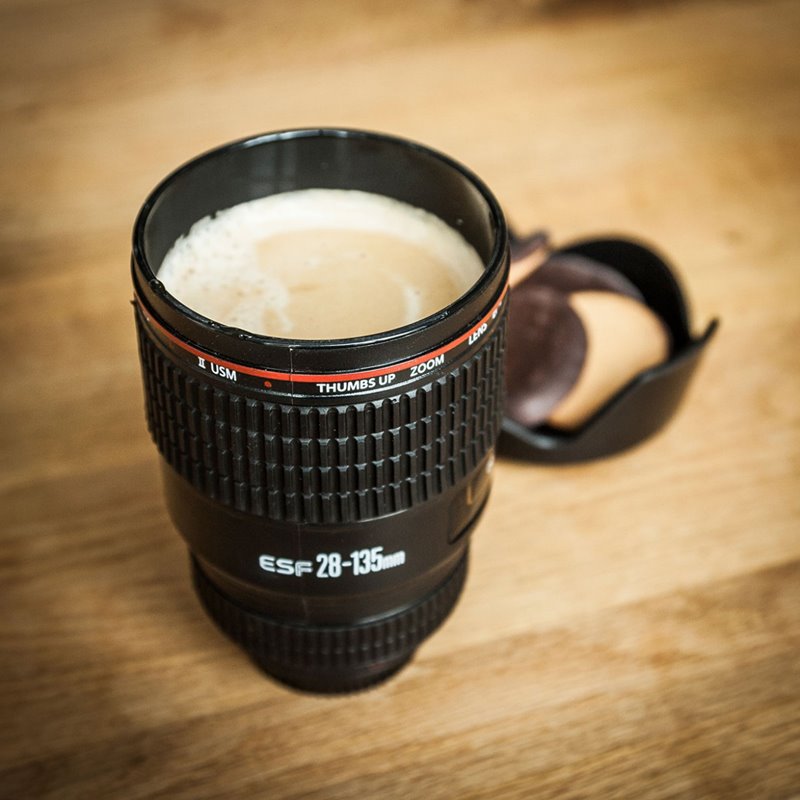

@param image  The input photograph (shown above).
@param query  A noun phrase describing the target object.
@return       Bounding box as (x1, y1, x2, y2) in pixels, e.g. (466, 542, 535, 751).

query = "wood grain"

(2, 1, 799, 797)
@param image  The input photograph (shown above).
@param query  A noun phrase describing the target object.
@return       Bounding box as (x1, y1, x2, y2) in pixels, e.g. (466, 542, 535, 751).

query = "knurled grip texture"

(136, 316, 506, 525)
(191, 550, 468, 691)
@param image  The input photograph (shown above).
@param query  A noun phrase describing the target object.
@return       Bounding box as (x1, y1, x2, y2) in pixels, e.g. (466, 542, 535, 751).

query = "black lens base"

(190, 550, 469, 693)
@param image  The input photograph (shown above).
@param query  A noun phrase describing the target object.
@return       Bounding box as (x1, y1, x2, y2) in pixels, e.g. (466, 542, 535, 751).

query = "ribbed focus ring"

(137, 315, 506, 525)
(191, 553, 468, 692)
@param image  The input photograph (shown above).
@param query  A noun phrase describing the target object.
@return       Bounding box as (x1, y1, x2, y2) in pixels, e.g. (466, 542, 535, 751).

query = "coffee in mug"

(158, 189, 484, 339)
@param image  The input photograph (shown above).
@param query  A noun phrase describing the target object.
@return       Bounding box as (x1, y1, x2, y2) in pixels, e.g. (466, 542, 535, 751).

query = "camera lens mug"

(132, 129, 509, 692)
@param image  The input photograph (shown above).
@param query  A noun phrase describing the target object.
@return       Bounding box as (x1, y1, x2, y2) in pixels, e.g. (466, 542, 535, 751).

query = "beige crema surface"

(157, 189, 484, 339)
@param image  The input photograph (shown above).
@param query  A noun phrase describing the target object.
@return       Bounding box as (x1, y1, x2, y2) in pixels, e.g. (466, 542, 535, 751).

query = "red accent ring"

(135, 284, 508, 384)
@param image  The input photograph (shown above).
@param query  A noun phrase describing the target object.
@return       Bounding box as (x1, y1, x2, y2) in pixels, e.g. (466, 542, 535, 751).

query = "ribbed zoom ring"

(137, 314, 506, 525)
(191, 553, 468, 692)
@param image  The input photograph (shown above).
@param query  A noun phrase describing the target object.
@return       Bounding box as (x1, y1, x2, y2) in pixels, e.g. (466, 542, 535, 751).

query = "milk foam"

(157, 189, 484, 339)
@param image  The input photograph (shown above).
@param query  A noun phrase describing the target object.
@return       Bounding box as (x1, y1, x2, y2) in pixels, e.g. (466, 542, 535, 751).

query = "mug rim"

(132, 127, 508, 351)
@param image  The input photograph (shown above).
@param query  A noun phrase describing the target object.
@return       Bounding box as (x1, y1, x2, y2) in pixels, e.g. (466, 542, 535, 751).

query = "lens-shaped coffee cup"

(132, 129, 509, 692)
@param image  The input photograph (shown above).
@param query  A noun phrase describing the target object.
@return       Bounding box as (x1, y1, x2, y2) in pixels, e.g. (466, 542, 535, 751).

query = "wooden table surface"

(2, 1, 799, 797)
